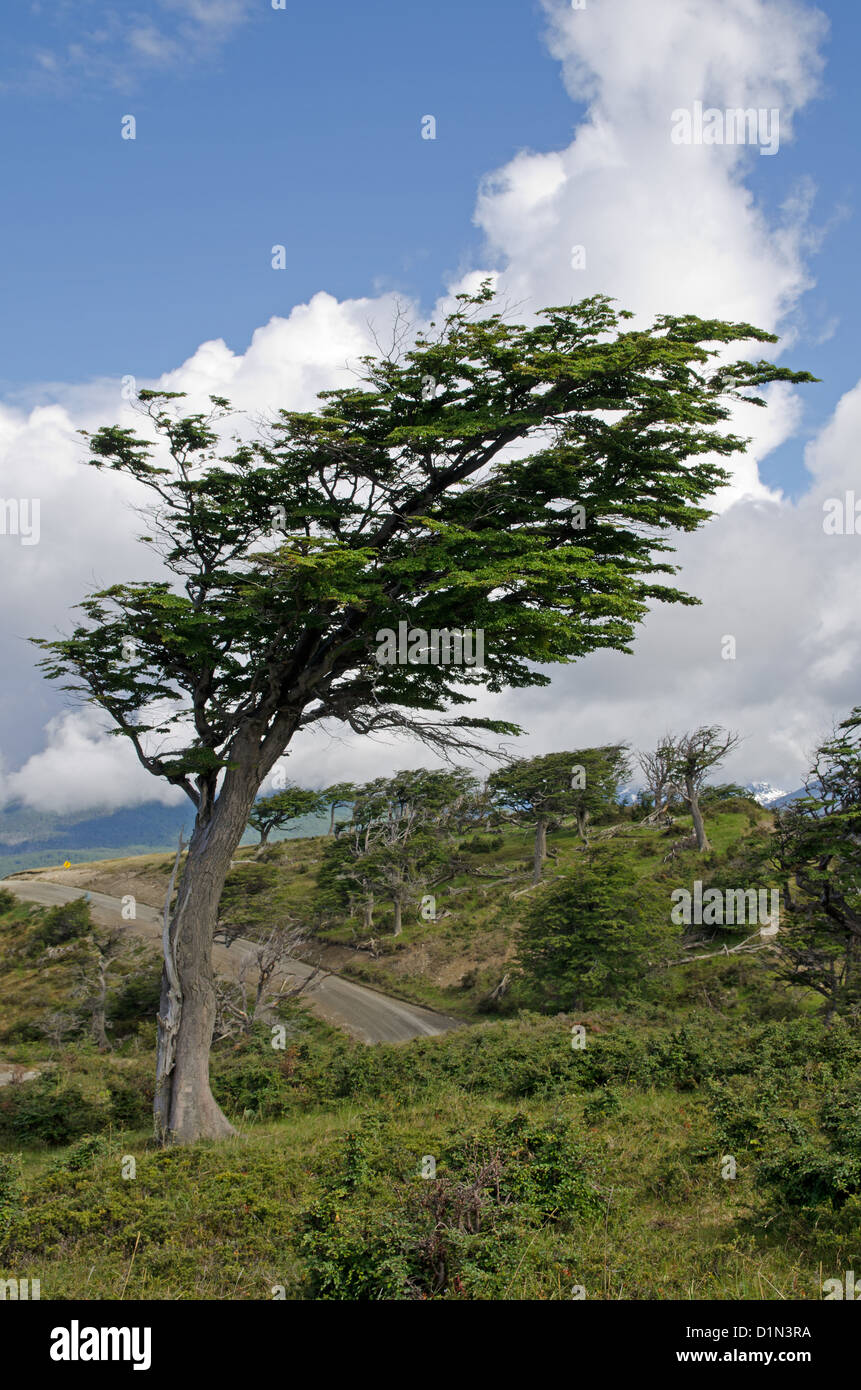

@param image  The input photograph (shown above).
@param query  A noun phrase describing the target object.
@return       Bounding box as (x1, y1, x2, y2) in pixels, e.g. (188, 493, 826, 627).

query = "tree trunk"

(392, 896, 403, 937)
(362, 895, 374, 930)
(91, 958, 109, 1051)
(532, 818, 547, 884)
(687, 777, 711, 852)
(154, 767, 263, 1146)
(574, 808, 590, 843)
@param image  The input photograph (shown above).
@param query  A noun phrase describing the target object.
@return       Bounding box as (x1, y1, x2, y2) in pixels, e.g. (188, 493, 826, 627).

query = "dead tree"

(663, 726, 741, 852)
(214, 923, 324, 1039)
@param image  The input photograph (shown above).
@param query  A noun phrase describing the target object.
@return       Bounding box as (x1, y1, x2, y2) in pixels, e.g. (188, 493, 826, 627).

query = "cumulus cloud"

(2, 0, 855, 811)
(0, 708, 187, 814)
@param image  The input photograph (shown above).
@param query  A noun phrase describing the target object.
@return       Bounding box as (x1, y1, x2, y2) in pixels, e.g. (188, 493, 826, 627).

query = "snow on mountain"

(746, 781, 789, 807)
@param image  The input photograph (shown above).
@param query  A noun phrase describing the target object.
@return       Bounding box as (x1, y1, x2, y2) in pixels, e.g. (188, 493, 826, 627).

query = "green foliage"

(517, 852, 675, 1009)
(34, 290, 814, 812)
(109, 969, 162, 1028)
(764, 707, 861, 1015)
(299, 1111, 605, 1299)
(0, 888, 18, 915)
(0, 1076, 104, 1148)
(248, 787, 328, 844)
(34, 897, 93, 949)
(0, 1153, 22, 1230)
(108, 1079, 154, 1129)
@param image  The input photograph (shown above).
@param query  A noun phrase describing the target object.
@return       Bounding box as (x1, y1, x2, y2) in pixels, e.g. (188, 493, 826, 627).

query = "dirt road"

(4, 878, 462, 1045)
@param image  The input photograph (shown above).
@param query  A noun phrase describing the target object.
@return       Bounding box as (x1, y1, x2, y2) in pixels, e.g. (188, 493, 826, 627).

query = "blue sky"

(2, 0, 860, 805)
(1, 0, 858, 499)
(1, 2, 575, 389)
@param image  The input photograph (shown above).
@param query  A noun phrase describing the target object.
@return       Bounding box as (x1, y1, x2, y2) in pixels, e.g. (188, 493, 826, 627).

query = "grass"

(1, 797, 858, 1301)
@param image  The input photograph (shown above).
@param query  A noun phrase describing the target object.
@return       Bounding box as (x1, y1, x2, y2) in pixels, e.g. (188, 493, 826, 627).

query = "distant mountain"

(0, 798, 332, 877)
(746, 781, 788, 806)
(746, 782, 808, 808)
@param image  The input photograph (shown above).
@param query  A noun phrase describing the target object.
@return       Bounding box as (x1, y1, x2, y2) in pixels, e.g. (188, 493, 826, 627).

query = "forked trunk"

(687, 777, 711, 852)
(154, 764, 263, 1145)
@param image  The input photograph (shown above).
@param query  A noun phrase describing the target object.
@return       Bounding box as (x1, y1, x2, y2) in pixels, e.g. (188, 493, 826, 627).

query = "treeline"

(245, 709, 861, 1022)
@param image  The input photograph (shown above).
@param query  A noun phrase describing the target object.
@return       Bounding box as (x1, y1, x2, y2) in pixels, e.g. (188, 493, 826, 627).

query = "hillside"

(2, 797, 859, 1301)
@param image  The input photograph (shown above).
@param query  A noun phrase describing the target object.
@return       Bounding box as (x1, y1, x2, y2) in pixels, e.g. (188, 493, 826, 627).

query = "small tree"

(568, 745, 631, 843)
(636, 740, 675, 822)
(330, 768, 473, 934)
(321, 782, 356, 835)
(71, 926, 145, 1051)
(665, 726, 741, 852)
(517, 853, 672, 1010)
(214, 923, 323, 1038)
(767, 709, 861, 1020)
(489, 747, 627, 881)
(247, 786, 327, 851)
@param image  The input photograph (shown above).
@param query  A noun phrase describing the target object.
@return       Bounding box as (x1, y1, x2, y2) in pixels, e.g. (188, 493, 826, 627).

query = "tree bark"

(687, 776, 711, 852)
(392, 896, 403, 937)
(91, 957, 109, 1052)
(574, 808, 590, 843)
(154, 761, 265, 1145)
(533, 818, 547, 884)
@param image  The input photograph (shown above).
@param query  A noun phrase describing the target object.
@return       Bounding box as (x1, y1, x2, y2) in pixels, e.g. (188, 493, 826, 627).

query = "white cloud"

(3, 0, 855, 811)
(0, 708, 187, 814)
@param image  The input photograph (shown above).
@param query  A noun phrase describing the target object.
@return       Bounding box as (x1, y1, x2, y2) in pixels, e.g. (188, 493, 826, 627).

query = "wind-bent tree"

(321, 782, 356, 834)
(637, 739, 676, 822)
(327, 768, 475, 933)
(768, 709, 861, 1019)
(33, 284, 813, 1142)
(665, 726, 742, 852)
(568, 745, 630, 842)
(488, 746, 628, 879)
(247, 785, 327, 851)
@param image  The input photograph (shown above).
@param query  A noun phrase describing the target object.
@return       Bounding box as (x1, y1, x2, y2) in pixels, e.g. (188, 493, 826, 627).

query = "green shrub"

(0, 1076, 105, 1147)
(583, 1089, 621, 1124)
(0, 1152, 22, 1230)
(518, 854, 676, 1011)
(108, 1078, 154, 1129)
(35, 897, 92, 948)
(110, 971, 162, 1028)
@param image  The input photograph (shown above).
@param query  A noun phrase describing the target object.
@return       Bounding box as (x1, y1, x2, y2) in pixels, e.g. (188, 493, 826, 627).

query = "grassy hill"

(1, 801, 859, 1301)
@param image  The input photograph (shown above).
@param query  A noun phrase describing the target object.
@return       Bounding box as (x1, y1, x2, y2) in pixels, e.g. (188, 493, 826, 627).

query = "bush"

(0, 1153, 22, 1230)
(518, 853, 676, 1010)
(0, 1075, 104, 1147)
(35, 897, 92, 949)
(461, 835, 504, 854)
(299, 1112, 605, 1299)
(110, 970, 162, 1029)
(108, 1078, 154, 1129)
(0, 888, 18, 915)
